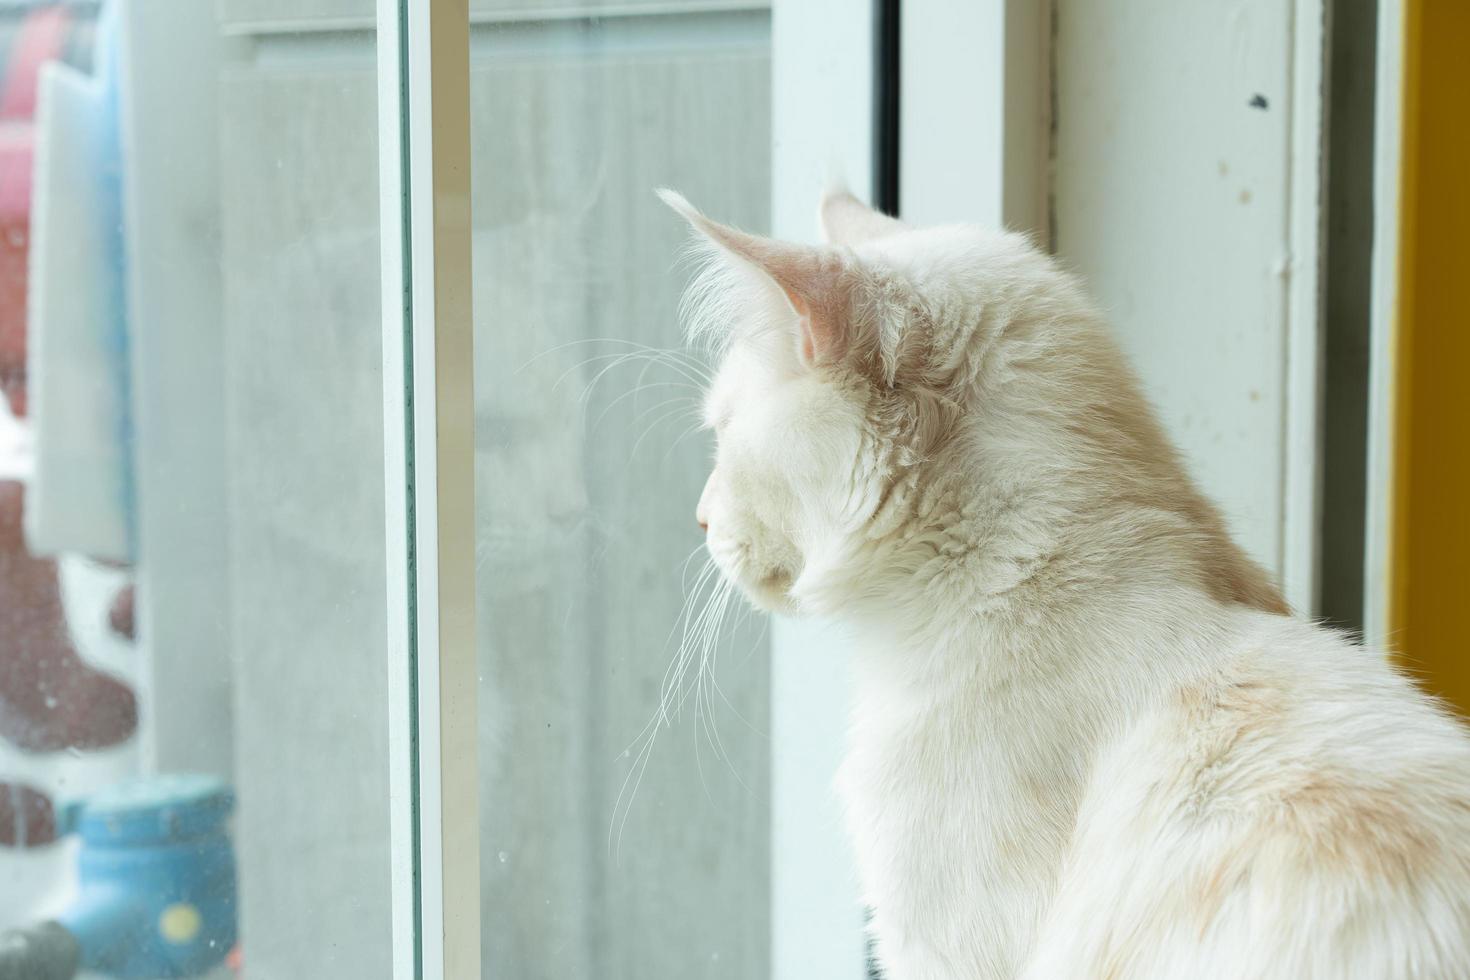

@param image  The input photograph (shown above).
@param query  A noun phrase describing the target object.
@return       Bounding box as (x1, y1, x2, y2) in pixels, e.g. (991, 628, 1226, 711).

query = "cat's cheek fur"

(704, 355, 872, 612)
(701, 451, 801, 609)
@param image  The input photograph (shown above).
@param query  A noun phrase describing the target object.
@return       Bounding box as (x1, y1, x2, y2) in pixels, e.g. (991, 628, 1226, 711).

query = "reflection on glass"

(471, 9, 774, 978)
(0, 2, 391, 977)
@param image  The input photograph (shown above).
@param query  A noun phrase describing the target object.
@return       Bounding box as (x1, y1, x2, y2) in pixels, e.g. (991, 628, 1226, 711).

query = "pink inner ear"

(800, 320, 817, 364)
(664, 196, 845, 366)
(782, 288, 820, 364)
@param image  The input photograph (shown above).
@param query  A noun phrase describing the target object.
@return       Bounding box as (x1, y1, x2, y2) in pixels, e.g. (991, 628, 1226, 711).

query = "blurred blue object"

(55, 773, 237, 979)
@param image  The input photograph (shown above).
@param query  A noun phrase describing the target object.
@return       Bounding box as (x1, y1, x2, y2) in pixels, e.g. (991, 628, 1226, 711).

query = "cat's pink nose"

(696, 473, 714, 532)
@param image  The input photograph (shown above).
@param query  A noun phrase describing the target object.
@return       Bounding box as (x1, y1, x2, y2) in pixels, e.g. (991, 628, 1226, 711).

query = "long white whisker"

(522, 337, 713, 385)
(610, 719, 661, 862)
(664, 566, 727, 722)
(610, 554, 724, 860)
(657, 559, 722, 724)
(593, 381, 702, 429)
(631, 402, 702, 462)
(701, 583, 741, 764)
(659, 416, 711, 467)
(572, 346, 710, 408)
(629, 406, 701, 465)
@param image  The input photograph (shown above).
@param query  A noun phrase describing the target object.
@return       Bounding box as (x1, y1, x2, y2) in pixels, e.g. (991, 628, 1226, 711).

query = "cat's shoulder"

(1114, 609, 1470, 826)
(1031, 611, 1470, 979)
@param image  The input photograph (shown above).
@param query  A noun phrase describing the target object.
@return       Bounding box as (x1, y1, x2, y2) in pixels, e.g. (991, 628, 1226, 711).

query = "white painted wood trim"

(900, 0, 1048, 234)
(1281, 0, 1328, 616)
(379, 0, 480, 976)
(1364, 0, 1404, 648)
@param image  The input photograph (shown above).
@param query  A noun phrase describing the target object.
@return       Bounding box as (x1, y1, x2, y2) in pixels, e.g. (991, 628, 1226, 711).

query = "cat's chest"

(837, 689, 1088, 973)
(838, 702, 1077, 866)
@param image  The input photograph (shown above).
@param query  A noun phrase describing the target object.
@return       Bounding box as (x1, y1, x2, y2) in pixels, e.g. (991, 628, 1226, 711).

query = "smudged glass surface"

(0, 2, 393, 976)
(469, 8, 774, 978)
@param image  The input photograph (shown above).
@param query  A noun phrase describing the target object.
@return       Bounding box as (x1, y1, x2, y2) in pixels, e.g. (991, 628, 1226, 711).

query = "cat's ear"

(659, 188, 850, 367)
(820, 188, 908, 246)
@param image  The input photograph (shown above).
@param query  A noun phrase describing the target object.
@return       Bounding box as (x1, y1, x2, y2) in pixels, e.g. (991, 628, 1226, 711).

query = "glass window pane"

(0, 2, 394, 977)
(470, 9, 773, 977)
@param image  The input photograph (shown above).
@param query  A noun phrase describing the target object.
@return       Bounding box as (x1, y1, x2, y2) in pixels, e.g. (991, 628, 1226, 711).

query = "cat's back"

(1026, 611, 1470, 980)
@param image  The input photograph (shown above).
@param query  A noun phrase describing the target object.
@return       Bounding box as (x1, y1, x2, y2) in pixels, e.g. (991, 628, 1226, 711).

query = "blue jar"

(57, 774, 237, 978)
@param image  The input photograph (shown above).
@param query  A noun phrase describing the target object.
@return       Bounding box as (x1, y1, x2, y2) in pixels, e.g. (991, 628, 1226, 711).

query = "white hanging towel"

(24, 22, 132, 563)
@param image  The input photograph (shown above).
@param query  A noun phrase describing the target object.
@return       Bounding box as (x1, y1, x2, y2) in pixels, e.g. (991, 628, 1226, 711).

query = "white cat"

(661, 188, 1470, 979)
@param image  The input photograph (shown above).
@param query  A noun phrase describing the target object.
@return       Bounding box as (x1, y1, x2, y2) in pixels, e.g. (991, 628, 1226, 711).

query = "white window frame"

(900, 0, 1048, 233)
(378, 1, 479, 978)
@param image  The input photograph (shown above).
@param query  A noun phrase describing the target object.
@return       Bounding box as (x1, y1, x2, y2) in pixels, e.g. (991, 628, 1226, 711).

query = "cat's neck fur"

(808, 302, 1284, 673)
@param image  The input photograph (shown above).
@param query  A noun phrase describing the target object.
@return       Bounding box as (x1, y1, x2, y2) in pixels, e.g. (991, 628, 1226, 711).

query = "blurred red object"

(0, 5, 82, 418)
(0, 780, 55, 847)
(0, 115, 33, 418)
(0, 480, 137, 753)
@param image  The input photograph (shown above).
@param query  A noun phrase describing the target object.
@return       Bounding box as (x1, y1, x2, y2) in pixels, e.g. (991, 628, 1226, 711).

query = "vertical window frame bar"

(378, 0, 479, 977)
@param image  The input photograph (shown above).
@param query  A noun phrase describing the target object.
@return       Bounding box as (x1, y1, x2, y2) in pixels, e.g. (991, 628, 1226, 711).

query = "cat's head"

(661, 188, 1053, 616)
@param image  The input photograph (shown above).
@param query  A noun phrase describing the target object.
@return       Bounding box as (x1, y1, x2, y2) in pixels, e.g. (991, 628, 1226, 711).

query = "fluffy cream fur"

(660, 188, 1470, 979)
